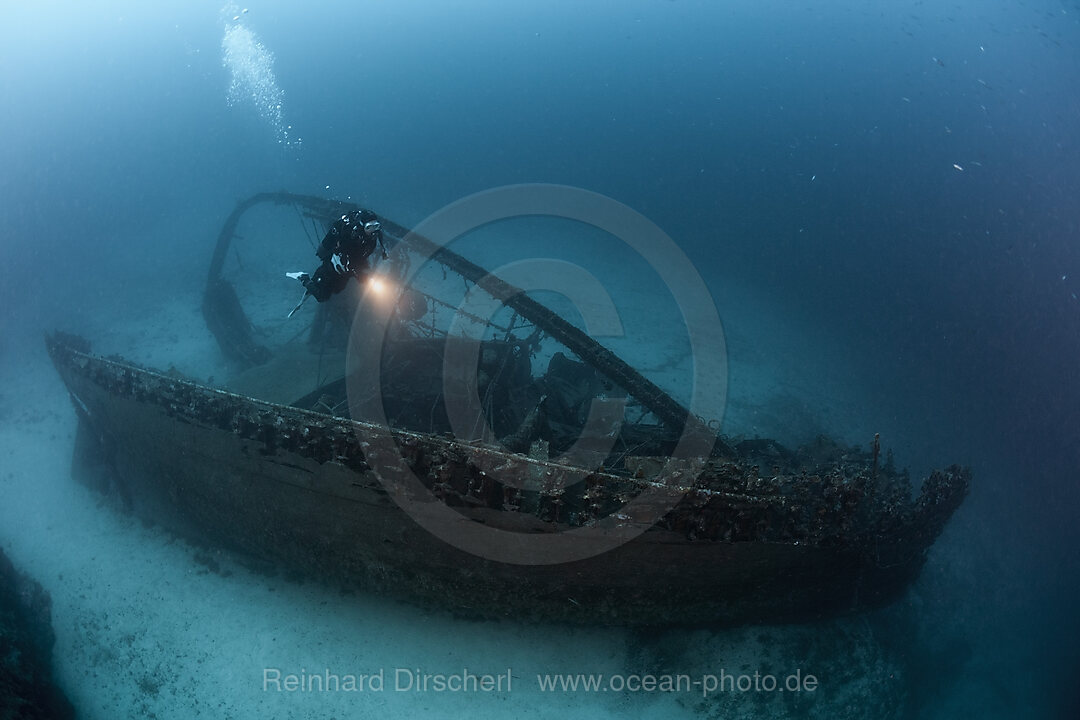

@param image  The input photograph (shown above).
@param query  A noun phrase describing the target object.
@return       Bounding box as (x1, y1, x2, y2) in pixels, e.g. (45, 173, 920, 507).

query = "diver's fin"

(287, 293, 310, 318)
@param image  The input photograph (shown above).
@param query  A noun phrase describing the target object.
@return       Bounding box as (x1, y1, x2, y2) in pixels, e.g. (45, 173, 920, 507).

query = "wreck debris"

(202, 192, 728, 454)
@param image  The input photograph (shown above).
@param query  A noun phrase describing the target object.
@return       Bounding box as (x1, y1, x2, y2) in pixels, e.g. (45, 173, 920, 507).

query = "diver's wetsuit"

(302, 209, 383, 302)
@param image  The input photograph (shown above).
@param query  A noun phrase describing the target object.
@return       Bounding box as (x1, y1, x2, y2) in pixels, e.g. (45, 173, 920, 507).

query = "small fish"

(953, 164, 964, 171)
(811, 175, 816, 181)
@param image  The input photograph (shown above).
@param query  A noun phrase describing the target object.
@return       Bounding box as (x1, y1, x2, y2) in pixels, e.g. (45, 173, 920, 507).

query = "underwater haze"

(2, 0, 1079, 718)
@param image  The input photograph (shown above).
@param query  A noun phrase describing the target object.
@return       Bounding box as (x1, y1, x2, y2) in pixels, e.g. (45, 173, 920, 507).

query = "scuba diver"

(286, 208, 386, 317)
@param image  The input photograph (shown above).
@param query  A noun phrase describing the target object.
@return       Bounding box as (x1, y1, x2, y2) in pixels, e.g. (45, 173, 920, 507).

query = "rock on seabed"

(0, 547, 75, 719)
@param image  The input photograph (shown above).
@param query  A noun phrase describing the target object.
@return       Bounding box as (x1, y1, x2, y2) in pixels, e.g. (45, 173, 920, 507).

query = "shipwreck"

(47, 191, 968, 625)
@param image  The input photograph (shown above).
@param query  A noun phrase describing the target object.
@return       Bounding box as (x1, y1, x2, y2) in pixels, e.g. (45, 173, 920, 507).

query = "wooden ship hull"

(47, 333, 967, 625)
(47, 192, 969, 625)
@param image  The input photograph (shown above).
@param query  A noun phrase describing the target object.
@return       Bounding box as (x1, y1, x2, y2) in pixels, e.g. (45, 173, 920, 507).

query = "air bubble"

(221, 13, 298, 148)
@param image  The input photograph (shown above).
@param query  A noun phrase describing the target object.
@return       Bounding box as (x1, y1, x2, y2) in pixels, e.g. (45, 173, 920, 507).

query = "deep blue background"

(2, 0, 1078, 714)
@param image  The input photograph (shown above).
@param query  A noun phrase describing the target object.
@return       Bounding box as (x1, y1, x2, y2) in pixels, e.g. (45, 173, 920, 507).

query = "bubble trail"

(221, 8, 298, 148)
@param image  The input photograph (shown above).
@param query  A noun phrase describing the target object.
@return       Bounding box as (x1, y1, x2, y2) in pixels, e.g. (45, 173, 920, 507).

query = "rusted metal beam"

(380, 219, 722, 449)
(203, 192, 720, 448)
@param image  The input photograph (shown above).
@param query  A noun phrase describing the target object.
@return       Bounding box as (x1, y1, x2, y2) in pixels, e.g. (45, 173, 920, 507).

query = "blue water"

(2, 0, 1079, 717)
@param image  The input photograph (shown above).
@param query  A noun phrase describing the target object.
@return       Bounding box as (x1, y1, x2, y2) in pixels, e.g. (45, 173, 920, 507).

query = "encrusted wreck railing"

(47, 333, 969, 556)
